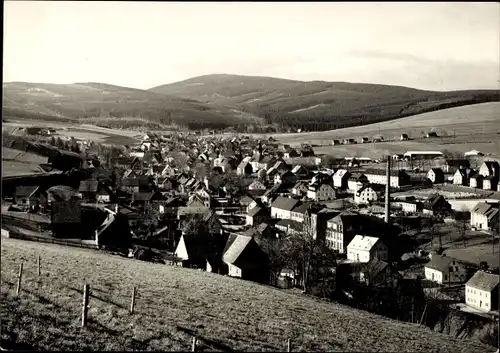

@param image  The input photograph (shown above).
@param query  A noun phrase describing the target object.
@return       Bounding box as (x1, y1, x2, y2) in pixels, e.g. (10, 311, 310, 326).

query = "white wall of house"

(465, 286, 493, 311)
(271, 207, 292, 220)
(471, 212, 490, 230)
(174, 236, 189, 261)
(228, 263, 242, 277)
(479, 163, 495, 177)
(425, 263, 467, 285)
(354, 188, 377, 204)
(365, 174, 401, 188)
(453, 171, 466, 185)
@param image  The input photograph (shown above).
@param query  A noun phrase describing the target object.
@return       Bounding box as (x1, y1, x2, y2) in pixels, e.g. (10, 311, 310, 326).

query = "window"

(444, 274, 448, 281)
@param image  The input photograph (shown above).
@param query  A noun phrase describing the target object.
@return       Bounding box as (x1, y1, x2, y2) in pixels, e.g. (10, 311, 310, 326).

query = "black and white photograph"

(2, 1, 499, 351)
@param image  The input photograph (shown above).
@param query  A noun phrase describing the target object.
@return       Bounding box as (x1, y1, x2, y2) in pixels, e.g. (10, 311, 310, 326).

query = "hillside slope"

(0, 237, 495, 352)
(150, 74, 499, 131)
(3, 82, 262, 130)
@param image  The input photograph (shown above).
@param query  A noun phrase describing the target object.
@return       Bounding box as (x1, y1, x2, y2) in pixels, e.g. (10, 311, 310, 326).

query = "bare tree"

(453, 215, 469, 248)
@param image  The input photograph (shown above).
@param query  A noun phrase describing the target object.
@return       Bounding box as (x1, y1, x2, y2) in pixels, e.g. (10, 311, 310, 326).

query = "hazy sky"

(4, 2, 500, 91)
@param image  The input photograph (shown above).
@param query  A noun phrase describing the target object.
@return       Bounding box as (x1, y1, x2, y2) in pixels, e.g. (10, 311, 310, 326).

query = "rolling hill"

(2, 82, 263, 130)
(1, 237, 496, 352)
(150, 74, 499, 131)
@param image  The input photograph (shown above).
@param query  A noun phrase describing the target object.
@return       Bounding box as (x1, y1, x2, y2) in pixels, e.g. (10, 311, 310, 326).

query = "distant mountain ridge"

(3, 75, 498, 132)
(150, 74, 498, 131)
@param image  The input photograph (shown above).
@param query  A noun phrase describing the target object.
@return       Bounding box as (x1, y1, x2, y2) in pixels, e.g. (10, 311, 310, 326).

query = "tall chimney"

(384, 156, 391, 223)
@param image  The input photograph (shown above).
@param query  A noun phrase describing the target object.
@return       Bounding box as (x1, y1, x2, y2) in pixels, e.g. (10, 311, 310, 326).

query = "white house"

(333, 169, 351, 189)
(424, 255, 467, 285)
(270, 196, 300, 220)
(403, 151, 443, 160)
(470, 202, 499, 231)
(346, 235, 388, 263)
(292, 182, 309, 196)
(354, 185, 378, 205)
(479, 161, 500, 178)
(465, 271, 499, 312)
(307, 184, 336, 201)
(464, 150, 484, 157)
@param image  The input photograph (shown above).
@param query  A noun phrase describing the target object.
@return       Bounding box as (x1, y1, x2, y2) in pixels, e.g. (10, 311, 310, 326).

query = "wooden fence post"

(287, 338, 291, 352)
(37, 256, 41, 276)
(191, 337, 197, 352)
(82, 284, 89, 327)
(16, 263, 23, 296)
(130, 286, 136, 314)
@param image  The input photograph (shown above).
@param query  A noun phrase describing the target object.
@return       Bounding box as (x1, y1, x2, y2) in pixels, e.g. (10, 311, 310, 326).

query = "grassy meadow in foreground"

(1, 237, 496, 352)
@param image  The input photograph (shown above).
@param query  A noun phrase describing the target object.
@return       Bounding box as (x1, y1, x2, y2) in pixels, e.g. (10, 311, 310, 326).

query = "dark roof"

(472, 202, 499, 220)
(425, 255, 460, 272)
(15, 186, 41, 197)
(271, 196, 300, 211)
(445, 159, 470, 168)
(247, 206, 267, 217)
(466, 271, 499, 292)
(363, 168, 409, 177)
(361, 259, 389, 277)
(291, 202, 313, 215)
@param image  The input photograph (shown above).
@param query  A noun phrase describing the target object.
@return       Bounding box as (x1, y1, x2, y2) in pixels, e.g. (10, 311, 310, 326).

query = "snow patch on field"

(24, 88, 62, 98)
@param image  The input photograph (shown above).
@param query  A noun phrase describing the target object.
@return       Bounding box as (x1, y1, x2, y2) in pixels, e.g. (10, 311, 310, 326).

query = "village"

(1, 126, 499, 335)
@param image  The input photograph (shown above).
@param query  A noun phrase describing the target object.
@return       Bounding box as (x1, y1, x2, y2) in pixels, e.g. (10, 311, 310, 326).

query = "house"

(262, 183, 289, 205)
(403, 151, 443, 160)
(130, 191, 165, 207)
(346, 235, 389, 263)
(14, 186, 47, 207)
(453, 168, 476, 186)
(305, 207, 339, 242)
(291, 165, 309, 179)
(470, 202, 499, 231)
(483, 176, 499, 191)
(400, 134, 409, 141)
(359, 259, 401, 288)
(222, 234, 269, 284)
(246, 204, 269, 226)
(394, 200, 424, 214)
(248, 180, 266, 191)
(270, 196, 300, 220)
(333, 169, 351, 189)
(347, 173, 369, 192)
(427, 168, 445, 184)
(360, 137, 369, 144)
(363, 169, 411, 188)
(97, 183, 115, 203)
(424, 255, 467, 285)
(236, 161, 253, 176)
(274, 170, 297, 187)
(479, 161, 500, 178)
(283, 148, 299, 159)
(292, 182, 309, 196)
(465, 271, 499, 312)
(78, 180, 99, 202)
(290, 202, 313, 223)
(174, 233, 225, 272)
(332, 139, 341, 146)
(464, 150, 484, 158)
(426, 132, 439, 138)
(354, 185, 378, 205)
(470, 174, 483, 189)
(300, 145, 315, 157)
(423, 194, 452, 217)
(275, 219, 303, 234)
(307, 183, 336, 201)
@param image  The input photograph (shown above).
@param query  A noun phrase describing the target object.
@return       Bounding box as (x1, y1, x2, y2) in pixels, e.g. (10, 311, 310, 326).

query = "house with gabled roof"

(347, 235, 388, 263)
(423, 194, 452, 217)
(470, 173, 483, 189)
(292, 182, 309, 197)
(274, 170, 297, 187)
(333, 169, 351, 189)
(359, 259, 401, 288)
(262, 183, 289, 205)
(78, 180, 99, 202)
(427, 168, 445, 184)
(246, 204, 269, 226)
(236, 160, 253, 176)
(424, 255, 468, 285)
(471, 201, 499, 231)
(347, 173, 369, 192)
(270, 196, 300, 220)
(14, 186, 47, 207)
(248, 180, 266, 191)
(354, 185, 378, 205)
(465, 270, 499, 312)
(307, 183, 336, 202)
(291, 165, 309, 179)
(222, 234, 269, 284)
(479, 161, 500, 178)
(453, 168, 476, 186)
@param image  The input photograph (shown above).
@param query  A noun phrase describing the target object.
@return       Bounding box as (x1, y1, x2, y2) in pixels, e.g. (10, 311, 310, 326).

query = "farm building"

(470, 174, 483, 189)
(332, 139, 341, 145)
(400, 134, 409, 141)
(464, 150, 484, 157)
(360, 137, 369, 144)
(14, 186, 48, 207)
(424, 255, 468, 285)
(362, 169, 411, 188)
(427, 168, 445, 184)
(426, 132, 439, 138)
(465, 271, 499, 312)
(372, 135, 384, 142)
(403, 151, 444, 160)
(344, 157, 372, 167)
(453, 168, 477, 186)
(470, 201, 499, 231)
(479, 161, 500, 178)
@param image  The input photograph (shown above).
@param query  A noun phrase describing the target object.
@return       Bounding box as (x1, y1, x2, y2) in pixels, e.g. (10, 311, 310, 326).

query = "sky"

(3, 2, 500, 91)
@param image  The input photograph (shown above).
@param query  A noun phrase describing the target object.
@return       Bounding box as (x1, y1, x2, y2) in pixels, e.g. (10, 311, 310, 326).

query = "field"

(1, 147, 49, 177)
(2, 119, 142, 146)
(263, 103, 500, 158)
(1, 237, 495, 352)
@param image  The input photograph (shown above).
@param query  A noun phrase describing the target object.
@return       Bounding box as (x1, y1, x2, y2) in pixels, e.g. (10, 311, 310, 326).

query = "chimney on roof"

(384, 156, 391, 224)
(115, 203, 118, 214)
